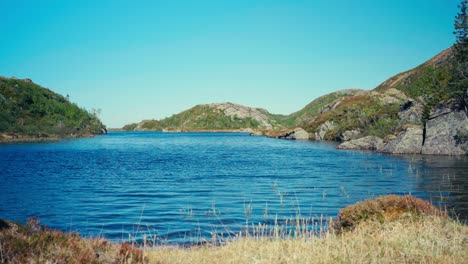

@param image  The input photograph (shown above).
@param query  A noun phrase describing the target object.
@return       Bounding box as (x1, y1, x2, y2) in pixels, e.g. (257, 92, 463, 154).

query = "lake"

(0, 132, 467, 244)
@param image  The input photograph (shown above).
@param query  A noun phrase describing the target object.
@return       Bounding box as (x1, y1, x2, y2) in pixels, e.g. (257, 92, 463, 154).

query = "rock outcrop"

(379, 125, 424, 154)
(398, 100, 424, 126)
(337, 136, 384, 151)
(278, 128, 310, 140)
(341, 129, 362, 141)
(209, 103, 274, 129)
(421, 109, 468, 155)
(315, 121, 337, 140)
(265, 128, 309, 140)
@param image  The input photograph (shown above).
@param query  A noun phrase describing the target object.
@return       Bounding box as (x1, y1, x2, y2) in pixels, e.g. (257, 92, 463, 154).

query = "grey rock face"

(379, 125, 423, 154)
(422, 110, 468, 155)
(337, 136, 384, 151)
(209, 103, 273, 129)
(315, 121, 337, 140)
(342, 129, 361, 141)
(278, 128, 310, 140)
(398, 100, 424, 126)
(249, 130, 264, 136)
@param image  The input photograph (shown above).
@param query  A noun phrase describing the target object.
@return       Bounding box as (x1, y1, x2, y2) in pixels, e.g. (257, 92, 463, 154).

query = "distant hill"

(121, 47, 467, 155)
(122, 91, 362, 132)
(288, 89, 367, 126)
(124, 102, 284, 132)
(0, 77, 106, 142)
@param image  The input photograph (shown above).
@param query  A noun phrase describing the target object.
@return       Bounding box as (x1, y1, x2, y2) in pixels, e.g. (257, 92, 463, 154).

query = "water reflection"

(397, 154, 468, 221)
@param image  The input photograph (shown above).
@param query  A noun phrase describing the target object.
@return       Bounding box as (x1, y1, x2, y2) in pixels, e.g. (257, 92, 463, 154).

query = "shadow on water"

(397, 154, 468, 221)
(0, 219, 9, 231)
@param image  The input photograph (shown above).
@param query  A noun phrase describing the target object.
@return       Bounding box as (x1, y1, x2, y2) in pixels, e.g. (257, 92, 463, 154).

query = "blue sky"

(0, 0, 458, 127)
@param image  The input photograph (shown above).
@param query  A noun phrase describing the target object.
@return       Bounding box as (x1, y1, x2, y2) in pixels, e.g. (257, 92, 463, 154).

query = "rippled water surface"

(0, 132, 467, 243)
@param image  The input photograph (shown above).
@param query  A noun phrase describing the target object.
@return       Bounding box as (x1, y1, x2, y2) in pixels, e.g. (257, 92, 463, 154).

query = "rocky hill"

(308, 47, 468, 155)
(123, 47, 467, 155)
(0, 77, 106, 142)
(123, 89, 362, 134)
(124, 102, 284, 132)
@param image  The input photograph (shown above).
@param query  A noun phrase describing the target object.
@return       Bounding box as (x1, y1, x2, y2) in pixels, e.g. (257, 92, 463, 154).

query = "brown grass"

(0, 218, 143, 263)
(332, 195, 447, 233)
(148, 216, 467, 264)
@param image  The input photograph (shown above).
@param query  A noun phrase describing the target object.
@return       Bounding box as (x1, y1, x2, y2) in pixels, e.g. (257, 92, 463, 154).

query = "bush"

(332, 195, 446, 233)
(0, 217, 144, 263)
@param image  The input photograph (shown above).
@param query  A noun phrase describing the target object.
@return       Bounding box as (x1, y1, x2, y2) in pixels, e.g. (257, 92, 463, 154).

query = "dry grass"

(148, 216, 467, 264)
(0, 218, 143, 264)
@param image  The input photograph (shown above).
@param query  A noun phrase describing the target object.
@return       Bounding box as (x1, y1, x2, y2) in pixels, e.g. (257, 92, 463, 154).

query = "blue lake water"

(0, 132, 467, 244)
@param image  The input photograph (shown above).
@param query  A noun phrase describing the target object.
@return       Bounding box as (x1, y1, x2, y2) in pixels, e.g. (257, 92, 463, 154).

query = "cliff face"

(0, 77, 106, 142)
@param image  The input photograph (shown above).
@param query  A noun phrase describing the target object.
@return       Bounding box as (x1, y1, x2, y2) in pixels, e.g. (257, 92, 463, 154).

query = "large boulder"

(421, 109, 468, 155)
(315, 121, 337, 140)
(379, 125, 423, 154)
(277, 128, 310, 140)
(398, 100, 424, 126)
(341, 129, 362, 141)
(337, 136, 384, 151)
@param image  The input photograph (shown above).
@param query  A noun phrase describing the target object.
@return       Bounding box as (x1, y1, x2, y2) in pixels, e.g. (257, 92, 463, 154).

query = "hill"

(307, 47, 468, 155)
(124, 102, 284, 132)
(0, 77, 106, 142)
(123, 90, 363, 132)
(122, 47, 467, 155)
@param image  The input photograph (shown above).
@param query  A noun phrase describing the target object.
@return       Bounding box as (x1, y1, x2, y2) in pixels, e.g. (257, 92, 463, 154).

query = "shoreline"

(0, 133, 100, 144)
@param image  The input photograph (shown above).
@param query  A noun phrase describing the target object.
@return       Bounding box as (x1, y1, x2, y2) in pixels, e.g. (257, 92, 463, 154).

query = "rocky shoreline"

(336, 103, 468, 156)
(0, 132, 105, 144)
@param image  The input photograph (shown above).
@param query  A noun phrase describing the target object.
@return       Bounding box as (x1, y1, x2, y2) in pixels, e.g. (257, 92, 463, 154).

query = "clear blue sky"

(0, 0, 458, 127)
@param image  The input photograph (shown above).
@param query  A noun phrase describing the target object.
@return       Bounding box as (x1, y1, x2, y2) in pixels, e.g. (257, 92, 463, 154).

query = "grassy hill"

(122, 47, 460, 139)
(122, 91, 363, 132)
(288, 89, 366, 126)
(303, 47, 458, 141)
(124, 103, 285, 131)
(0, 77, 106, 141)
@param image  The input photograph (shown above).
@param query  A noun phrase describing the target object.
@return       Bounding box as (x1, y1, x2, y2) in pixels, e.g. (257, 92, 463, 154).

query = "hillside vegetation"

(0, 77, 106, 141)
(304, 47, 466, 141)
(122, 91, 362, 132)
(125, 103, 284, 131)
(122, 46, 467, 155)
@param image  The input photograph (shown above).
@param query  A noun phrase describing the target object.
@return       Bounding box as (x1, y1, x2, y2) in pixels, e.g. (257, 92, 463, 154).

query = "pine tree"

(452, 0, 468, 112)
(454, 0, 468, 62)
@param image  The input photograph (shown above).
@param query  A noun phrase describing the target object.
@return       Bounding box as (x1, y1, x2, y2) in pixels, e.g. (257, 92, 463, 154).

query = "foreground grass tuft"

(149, 216, 467, 264)
(332, 194, 447, 233)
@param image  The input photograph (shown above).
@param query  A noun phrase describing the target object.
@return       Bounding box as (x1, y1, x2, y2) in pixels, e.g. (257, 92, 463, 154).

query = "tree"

(452, 0, 468, 113)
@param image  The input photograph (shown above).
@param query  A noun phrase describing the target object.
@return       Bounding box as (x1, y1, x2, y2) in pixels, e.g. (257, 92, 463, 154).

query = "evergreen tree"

(452, 0, 468, 112)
